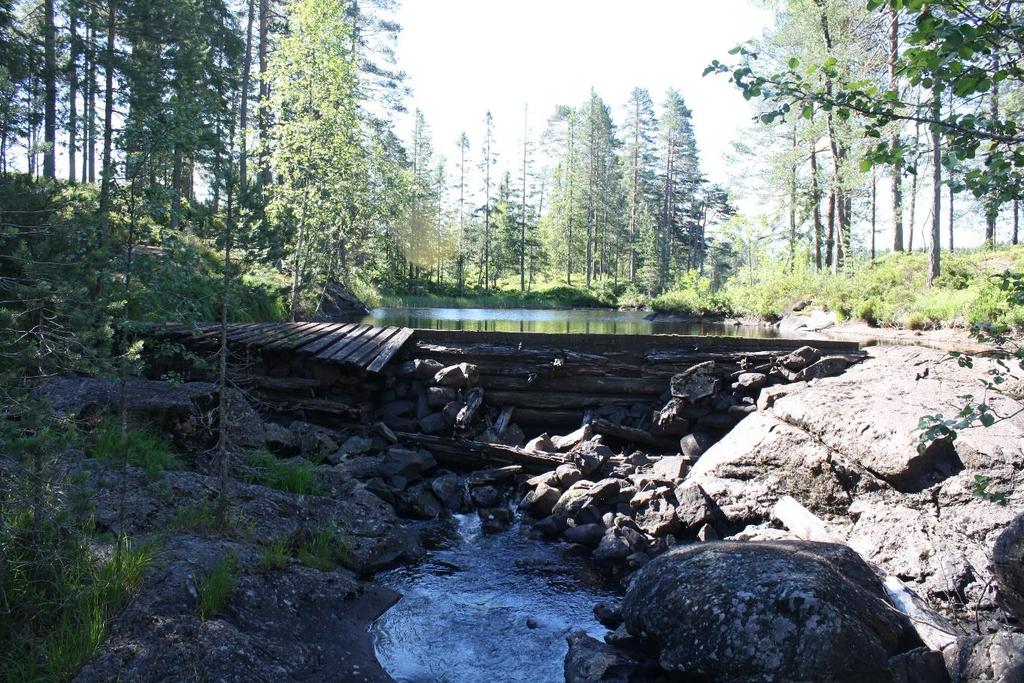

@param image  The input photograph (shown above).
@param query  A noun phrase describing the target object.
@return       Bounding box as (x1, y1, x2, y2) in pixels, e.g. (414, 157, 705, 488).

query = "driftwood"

(590, 418, 678, 451)
(478, 374, 662, 396)
(394, 432, 565, 473)
(771, 496, 958, 651)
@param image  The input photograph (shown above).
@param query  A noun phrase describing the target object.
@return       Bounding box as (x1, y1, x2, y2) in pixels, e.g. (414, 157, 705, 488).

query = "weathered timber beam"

(394, 432, 564, 473)
(590, 418, 678, 451)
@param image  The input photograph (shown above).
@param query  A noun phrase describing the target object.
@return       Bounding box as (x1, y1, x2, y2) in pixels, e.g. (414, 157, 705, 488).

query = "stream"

(370, 514, 619, 683)
(362, 306, 778, 337)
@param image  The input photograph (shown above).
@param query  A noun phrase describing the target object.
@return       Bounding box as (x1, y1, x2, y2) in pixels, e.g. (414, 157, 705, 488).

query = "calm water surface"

(371, 514, 618, 683)
(362, 306, 778, 337)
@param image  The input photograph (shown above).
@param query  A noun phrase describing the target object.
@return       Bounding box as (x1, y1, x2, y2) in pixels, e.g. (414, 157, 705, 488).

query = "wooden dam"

(149, 322, 866, 471)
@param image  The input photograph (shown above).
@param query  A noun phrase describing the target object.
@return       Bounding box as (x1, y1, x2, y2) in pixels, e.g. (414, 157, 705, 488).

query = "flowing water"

(362, 306, 778, 337)
(370, 514, 619, 683)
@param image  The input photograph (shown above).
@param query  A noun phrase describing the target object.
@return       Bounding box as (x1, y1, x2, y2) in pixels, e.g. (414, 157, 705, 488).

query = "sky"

(394, 0, 774, 186)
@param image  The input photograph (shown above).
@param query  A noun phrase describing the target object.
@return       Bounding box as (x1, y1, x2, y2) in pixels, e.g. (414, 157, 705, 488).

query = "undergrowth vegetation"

(87, 419, 182, 478)
(0, 525, 156, 682)
(244, 450, 320, 495)
(196, 553, 237, 620)
(296, 529, 350, 571)
(651, 247, 1024, 330)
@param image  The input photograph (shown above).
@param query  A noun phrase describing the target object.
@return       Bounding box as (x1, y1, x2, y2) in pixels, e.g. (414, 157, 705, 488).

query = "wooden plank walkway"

(155, 322, 414, 373)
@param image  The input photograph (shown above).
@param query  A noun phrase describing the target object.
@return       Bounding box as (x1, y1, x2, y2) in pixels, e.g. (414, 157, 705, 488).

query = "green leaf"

(788, 57, 800, 70)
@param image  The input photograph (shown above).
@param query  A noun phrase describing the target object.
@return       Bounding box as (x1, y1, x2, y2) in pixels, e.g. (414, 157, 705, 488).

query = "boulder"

(673, 483, 724, 534)
(398, 483, 444, 520)
(622, 541, 917, 682)
(992, 512, 1024, 617)
(425, 386, 457, 408)
(678, 431, 716, 459)
(735, 372, 768, 391)
(670, 361, 718, 403)
(592, 529, 630, 562)
(648, 455, 689, 482)
(563, 631, 655, 683)
(552, 481, 598, 524)
(943, 633, 1024, 683)
(570, 440, 613, 476)
(519, 483, 561, 517)
(555, 463, 585, 488)
(430, 474, 464, 511)
(417, 412, 448, 435)
(397, 358, 444, 379)
(337, 434, 372, 457)
(469, 485, 501, 509)
(552, 424, 594, 451)
(634, 497, 679, 537)
(564, 523, 605, 546)
(593, 601, 623, 629)
(781, 345, 822, 371)
(651, 399, 689, 436)
(756, 381, 807, 412)
(477, 507, 513, 534)
(381, 447, 437, 480)
(797, 355, 851, 381)
(524, 433, 556, 453)
(433, 362, 479, 389)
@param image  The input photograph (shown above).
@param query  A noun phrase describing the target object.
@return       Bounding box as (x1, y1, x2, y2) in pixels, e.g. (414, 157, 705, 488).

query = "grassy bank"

(652, 247, 1024, 330)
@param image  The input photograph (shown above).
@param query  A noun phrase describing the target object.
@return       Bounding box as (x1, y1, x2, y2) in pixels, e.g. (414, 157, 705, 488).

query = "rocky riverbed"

(19, 341, 1024, 682)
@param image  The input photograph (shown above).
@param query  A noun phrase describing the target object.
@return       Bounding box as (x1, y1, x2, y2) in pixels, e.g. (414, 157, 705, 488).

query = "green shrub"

(297, 529, 349, 571)
(196, 553, 237, 620)
(245, 450, 320, 495)
(651, 271, 733, 317)
(88, 419, 182, 478)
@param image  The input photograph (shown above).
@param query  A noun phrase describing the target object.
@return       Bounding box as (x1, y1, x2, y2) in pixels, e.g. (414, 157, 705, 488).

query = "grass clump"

(87, 419, 182, 479)
(258, 541, 290, 572)
(245, 450, 320, 495)
(0, 517, 156, 682)
(169, 501, 219, 534)
(195, 553, 237, 620)
(297, 529, 350, 572)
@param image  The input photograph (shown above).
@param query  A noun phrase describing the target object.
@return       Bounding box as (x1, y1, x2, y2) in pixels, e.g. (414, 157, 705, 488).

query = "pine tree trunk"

(68, 1, 78, 182)
(239, 0, 255, 197)
(889, 7, 904, 252)
(87, 19, 96, 183)
(257, 0, 270, 187)
(948, 185, 954, 252)
(811, 141, 822, 270)
(43, 0, 56, 179)
(825, 190, 835, 269)
(870, 169, 877, 260)
(788, 127, 797, 271)
(985, 73, 999, 246)
(928, 90, 942, 285)
(99, 0, 117, 216)
(1014, 201, 1020, 245)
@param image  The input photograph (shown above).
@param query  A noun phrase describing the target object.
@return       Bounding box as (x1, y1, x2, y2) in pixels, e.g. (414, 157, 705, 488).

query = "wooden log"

(483, 389, 650, 410)
(394, 432, 564, 473)
(456, 387, 484, 428)
(230, 322, 290, 345)
(591, 418, 678, 451)
(494, 406, 514, 435)
(286, 398, 362, 418)
(771, 496, 845, 544)
(507, 408, 583, 426)
(479, 374, 664, 396)
(228, 374, 322, 391)
(771, 496, 957, 651)
(366, 327, 415, 373)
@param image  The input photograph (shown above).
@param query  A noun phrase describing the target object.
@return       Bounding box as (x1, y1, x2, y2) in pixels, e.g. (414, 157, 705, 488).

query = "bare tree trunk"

(99, 0, 117, 216)
(985, 70, 999, 246)
(520, 103, 528, 292)
(788, 126, 797, 271)
(825, 190, 835, 269)
(928, 90, 942, 285)
(1014, 201, 1019, 245)
(889, 7, 904, 252)
(68, 1, 79, 182)
(87, 18, 97, 183)
(43, 0, 56, 179)
(239, 0, 255, 194)
(948, 185, 954, 252)
(257, 0, 271, 187)
(870, 169, 877, 260)
(811, 141, 822, 270)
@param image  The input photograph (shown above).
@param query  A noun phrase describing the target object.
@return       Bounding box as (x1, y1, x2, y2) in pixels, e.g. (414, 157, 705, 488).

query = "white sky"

(394, 0, 773, 186)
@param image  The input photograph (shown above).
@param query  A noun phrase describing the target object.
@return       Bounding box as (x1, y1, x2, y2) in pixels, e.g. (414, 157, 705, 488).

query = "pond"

(362, 306, 779, 337)
(371, 514, 618, 683)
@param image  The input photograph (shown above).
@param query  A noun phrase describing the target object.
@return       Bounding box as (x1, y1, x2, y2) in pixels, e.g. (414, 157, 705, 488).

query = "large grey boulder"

(943, 633, 1024, 683)
(993, 512, 1024, 617)
(670, 361, 718, 403)
(622, 540, 916, 682)
(563, 631, 657, 683)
